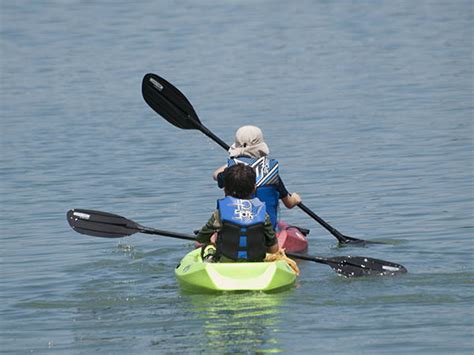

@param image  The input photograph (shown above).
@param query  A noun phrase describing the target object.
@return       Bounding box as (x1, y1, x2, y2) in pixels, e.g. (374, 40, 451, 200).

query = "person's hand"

(290, 192, 301, 207)
(282, 193, 302, 209)
(210, 232, 218, 245)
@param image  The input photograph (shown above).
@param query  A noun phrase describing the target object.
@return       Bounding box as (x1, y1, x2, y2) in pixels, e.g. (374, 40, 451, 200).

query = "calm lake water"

(1, 0, 473, 353)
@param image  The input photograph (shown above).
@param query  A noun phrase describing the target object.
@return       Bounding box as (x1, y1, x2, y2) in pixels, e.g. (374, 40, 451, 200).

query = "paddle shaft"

(140, 225, 196, 242)
(197, 123, 230, 151)
(297, 202, 348, 241)
(286, 252, 329, 265)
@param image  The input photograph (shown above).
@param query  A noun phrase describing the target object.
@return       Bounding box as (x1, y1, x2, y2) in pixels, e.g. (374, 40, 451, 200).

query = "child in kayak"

(213, 125, 302, 229)
(197, 164, 279, 262)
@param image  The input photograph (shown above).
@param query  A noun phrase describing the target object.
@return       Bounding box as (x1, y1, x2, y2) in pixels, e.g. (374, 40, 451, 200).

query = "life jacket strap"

(217, 221, 266, 262)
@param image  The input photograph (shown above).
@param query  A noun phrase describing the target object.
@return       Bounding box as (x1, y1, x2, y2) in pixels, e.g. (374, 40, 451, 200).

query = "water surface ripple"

(1, 0, 472, 353)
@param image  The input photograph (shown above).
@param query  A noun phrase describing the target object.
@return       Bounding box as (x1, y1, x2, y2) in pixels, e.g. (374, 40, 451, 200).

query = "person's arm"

(276, 176, 302, 209)
(196, 210, 222, 244)
(263, 214, 279, 254)
(212, 164, 227, 181)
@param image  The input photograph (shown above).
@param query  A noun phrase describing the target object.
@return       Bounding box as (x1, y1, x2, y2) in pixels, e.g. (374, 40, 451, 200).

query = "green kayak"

(175, 248, 297, 292)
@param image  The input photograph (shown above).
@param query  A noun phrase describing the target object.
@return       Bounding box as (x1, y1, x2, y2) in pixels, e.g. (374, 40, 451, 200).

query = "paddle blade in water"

(67, 209, 140, 238)
(337, 236, 388, 247)
(142, 73, 201, 129)
(326, 255, 408, 277)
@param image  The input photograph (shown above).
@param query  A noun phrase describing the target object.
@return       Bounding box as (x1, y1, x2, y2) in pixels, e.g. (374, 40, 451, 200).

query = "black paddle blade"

(142, 73, 201, 130)
(326, 255, 408, 277)
(338, 235, 387, 247)
(67, 209, 141, 238)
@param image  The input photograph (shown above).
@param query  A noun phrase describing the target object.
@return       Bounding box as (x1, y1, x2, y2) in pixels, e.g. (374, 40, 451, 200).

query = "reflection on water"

(182, 291, 291, 353)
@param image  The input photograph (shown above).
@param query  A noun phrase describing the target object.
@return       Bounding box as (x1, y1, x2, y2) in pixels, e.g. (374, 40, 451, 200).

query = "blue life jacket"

(228, 156, 280, 228)
(216, 196, 267, 261)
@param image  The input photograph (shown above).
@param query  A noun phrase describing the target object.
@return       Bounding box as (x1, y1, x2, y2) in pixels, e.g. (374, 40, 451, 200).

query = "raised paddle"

(142, 73, 229, 150)
(67, 209, 407, 277)
(142, 73, 382, 246)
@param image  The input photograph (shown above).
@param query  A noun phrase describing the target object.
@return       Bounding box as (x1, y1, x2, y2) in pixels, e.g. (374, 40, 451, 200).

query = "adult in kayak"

(197, 163, 279, 262)
(213, 125, 302, 229)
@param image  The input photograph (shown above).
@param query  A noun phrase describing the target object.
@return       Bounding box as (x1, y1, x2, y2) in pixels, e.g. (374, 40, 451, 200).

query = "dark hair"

(223, 164, 256, 199)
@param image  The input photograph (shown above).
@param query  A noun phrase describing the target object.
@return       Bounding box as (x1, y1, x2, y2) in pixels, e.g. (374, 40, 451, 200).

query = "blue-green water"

(1, 0, 473, 353)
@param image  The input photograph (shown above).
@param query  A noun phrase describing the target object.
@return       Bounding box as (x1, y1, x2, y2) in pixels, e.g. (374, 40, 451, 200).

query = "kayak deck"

(175, 248, 297, 292)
